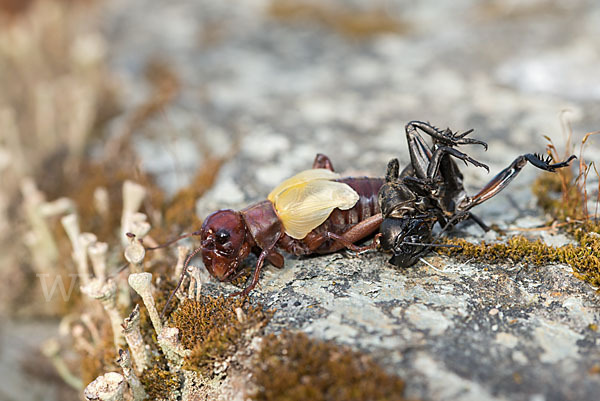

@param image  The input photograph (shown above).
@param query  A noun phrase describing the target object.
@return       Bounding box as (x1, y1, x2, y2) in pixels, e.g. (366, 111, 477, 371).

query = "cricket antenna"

(160, 245, 204, 319)
(145, 230, 202, 250)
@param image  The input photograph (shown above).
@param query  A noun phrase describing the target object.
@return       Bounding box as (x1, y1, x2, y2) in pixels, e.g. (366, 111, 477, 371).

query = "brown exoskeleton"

(378, 121, 576, 267)
(161, 154, 385, 314)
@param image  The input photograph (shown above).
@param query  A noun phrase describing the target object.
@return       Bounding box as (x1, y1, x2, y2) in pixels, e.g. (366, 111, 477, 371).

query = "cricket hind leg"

(297, 213, 384, 254)
(467, 153, 576, 208)
(442, 153, 577, 231)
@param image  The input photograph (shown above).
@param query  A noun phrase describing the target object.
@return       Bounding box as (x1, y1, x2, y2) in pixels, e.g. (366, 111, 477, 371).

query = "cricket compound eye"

(215, 229, 230, 244)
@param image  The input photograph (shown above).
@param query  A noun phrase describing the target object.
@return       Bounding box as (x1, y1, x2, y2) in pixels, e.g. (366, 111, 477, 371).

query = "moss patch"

(170, 296, 270, 375)
(252, 331, 407, 401)
(439, 221, 600, 286)
(140, 363, 181, 400)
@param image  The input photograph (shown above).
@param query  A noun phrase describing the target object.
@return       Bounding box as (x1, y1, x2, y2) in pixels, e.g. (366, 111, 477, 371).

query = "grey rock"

(102, 0, 600, 400)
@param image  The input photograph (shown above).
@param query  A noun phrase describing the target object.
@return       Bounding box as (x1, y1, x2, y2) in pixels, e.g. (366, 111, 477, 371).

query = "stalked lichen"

(170, 296, 270, 374)
(252, 331, 407, 401)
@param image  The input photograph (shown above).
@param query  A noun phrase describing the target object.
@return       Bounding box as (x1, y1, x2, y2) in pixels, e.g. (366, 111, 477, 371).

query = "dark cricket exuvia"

(377, 121, 575, 266)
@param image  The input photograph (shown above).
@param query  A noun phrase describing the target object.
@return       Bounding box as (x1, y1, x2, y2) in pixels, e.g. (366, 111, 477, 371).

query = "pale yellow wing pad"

(268, 169, 359, 239)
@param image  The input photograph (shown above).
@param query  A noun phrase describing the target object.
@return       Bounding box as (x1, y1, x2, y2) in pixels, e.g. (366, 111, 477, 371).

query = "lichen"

(252, 331, 407, 401)
(170, 296, 270, 374)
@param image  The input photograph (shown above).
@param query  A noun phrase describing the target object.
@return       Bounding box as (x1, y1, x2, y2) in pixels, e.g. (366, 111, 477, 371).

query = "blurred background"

(1, 0, 599, 400)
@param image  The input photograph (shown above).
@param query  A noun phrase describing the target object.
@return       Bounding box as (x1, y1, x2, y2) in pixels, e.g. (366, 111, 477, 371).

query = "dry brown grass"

(267, 0, 408, 38)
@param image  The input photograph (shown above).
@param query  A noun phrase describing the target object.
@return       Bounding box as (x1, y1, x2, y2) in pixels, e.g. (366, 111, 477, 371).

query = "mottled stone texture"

(105, 1, 600, 400)
(251, 254, 600, 401)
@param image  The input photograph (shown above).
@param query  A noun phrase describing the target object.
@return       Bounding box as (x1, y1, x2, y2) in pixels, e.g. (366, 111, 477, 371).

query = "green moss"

(566, 223, 600, 285)
(439, 236, 553, 265)
(140, 364, 181, 400)
(170, 296, 269, 375)
(439, 221, 600, 286)
(252, 331, 407, 401)
(135, 297, 183, 400)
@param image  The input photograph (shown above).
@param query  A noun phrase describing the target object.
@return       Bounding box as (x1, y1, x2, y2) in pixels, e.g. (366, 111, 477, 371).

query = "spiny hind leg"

(442, 153, 576, 231)
(442, 153, 576, 232)
(466, 153, 577, 209)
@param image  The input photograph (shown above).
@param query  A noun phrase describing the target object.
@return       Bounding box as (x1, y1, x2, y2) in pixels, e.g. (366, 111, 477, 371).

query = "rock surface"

(100, 0, 600, 400)
(7, 1, 600, 401)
